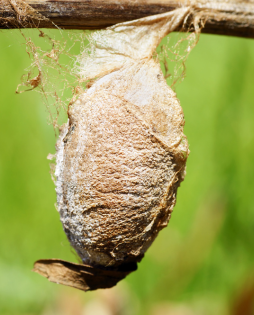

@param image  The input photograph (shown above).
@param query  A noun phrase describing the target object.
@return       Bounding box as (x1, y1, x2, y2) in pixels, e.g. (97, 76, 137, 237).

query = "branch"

(0, 0, 254, 38)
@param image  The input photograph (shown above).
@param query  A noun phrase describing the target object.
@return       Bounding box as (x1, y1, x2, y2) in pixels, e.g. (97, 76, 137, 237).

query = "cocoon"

(55, 8, 190, 269)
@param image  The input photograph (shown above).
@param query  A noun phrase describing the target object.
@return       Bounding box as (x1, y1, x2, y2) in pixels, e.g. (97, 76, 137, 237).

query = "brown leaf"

(33, 259, 137, 291)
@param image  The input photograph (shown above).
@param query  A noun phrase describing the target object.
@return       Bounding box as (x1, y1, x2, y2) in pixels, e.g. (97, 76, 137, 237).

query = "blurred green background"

(0, 29, 254, 315)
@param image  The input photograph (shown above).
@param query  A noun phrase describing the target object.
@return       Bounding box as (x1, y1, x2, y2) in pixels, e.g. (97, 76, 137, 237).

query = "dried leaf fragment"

(33, 259, 137, 291)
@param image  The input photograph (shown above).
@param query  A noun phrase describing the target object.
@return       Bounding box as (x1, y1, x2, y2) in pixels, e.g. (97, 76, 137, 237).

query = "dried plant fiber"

(55, 7, 190, 269)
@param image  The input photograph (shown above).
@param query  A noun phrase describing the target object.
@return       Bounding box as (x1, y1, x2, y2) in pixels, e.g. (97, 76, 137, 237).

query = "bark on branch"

(1, 0, 254, 38)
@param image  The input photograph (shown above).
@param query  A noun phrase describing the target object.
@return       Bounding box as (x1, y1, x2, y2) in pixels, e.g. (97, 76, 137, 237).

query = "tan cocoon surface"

(36, 8, 190, 290)
(56, 7, 189, 266)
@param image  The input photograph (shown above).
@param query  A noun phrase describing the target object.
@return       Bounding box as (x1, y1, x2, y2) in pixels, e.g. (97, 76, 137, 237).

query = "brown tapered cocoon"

(36, 7, 190, 291)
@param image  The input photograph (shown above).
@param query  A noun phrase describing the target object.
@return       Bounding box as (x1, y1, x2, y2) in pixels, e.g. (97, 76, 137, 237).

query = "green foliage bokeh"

(0, 30, 254, 315)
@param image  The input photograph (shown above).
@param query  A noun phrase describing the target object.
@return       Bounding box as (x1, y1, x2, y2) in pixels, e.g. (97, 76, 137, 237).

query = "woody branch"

(1, 0, 254, 38)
